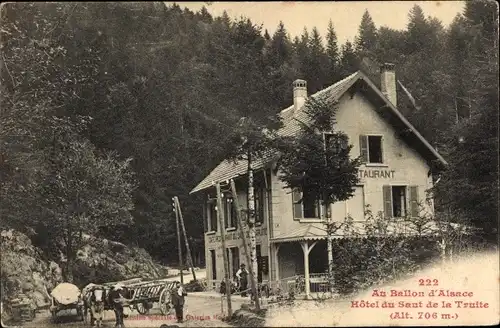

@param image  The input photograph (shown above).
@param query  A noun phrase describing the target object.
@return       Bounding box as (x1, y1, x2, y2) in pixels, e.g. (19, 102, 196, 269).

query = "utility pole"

(174, 196, 197, 282)
(215, 182, 232, 317)
(230, 179, 260, 310)
(173, 198, 184, 284)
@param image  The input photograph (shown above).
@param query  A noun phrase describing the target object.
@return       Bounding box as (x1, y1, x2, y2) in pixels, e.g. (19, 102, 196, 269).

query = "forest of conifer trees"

(0, 1, 497, 266)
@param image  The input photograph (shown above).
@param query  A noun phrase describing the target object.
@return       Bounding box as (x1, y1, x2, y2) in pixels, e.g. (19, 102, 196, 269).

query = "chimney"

(380, 63, 397, 107)
(293, 79, 307, 114)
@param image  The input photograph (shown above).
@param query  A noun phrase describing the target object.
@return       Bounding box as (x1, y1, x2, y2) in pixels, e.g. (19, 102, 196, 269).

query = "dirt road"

(5, 293, 247, 328)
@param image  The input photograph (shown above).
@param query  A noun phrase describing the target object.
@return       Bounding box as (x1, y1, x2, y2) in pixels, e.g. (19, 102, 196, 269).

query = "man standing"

(110, 284, 129, 328)
(235, 263, 248, 297)
(170, 281, 187, 323)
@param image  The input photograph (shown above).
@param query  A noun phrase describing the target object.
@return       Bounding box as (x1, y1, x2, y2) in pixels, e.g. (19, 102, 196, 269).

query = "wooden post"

(230, 179, 261, 310)
(300, 241, 318, 300)
(173, 197, 184, 284)
(216, 183, 232, 317)
(174, 196, 197, 282)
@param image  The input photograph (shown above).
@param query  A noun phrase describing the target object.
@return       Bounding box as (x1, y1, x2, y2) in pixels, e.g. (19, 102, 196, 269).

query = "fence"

(205, 274, 333, 305)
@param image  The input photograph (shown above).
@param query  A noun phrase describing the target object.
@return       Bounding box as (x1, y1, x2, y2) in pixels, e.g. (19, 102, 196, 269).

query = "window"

(256, 245, 262, 283)
(230, 247, 239, 279)
(224, 197, 237, 229)
(210, 249, 216, 280)
(383, 185, 419, 218)
(392, 186, 407, 217)
(292, 187, 329, 219)
(207, 200, 218, 232)
(302, 187, 319, 218)
(360, 135, 383, 164)
(254, 188, 265, 224)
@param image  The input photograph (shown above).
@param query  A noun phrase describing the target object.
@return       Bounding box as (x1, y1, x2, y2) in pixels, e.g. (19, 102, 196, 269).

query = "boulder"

(0, 229, 63, 309)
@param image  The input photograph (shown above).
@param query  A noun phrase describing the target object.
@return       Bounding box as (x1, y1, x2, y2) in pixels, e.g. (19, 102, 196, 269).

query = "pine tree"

(374, 27, 406, 64)
(264, 29, 270, 40)
(306, 27, 328, 91)
(406, 5, 429, 54)
(268, 21, 292, 67)
(326, 20, 340, 83)
(355, 10, 378, 57)
(433, 0, 498, 237)
(339, 41, 358, 77)
(264, 22, 297, 108)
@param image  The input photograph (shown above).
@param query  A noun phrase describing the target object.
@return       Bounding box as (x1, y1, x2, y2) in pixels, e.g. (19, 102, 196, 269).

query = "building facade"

(190, 64, 447, 295)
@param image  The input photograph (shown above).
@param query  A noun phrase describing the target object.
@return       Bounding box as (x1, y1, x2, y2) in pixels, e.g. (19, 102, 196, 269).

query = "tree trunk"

(326, 198, 334, 292)
(64, 234, 74, 283)
(175, 196, 197, 281)
(216, 183, 232, 317)
(247, 155, 258, 302)
(230, 179, 260, 311)
(327, 230, 333, 290)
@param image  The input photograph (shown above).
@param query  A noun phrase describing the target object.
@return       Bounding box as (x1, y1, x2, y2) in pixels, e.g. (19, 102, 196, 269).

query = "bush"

(184, 279, 205, 292)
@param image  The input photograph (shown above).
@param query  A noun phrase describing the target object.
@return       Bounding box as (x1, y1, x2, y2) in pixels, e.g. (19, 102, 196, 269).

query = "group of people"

(86, 281, 187, 327)
(220, 263, 250, 297)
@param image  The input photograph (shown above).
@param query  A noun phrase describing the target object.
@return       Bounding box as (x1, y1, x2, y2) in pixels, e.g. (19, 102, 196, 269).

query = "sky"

(166, 1, 466, 45)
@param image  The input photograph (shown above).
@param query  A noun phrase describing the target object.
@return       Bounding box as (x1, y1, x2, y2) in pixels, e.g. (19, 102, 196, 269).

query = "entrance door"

(256, 245, 262, 283)
(210, 249, 216, 280)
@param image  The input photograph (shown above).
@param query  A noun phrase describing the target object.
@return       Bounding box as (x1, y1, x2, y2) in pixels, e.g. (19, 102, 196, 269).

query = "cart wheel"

(135, 302, 149, 315)
(158, 288, 171, 315)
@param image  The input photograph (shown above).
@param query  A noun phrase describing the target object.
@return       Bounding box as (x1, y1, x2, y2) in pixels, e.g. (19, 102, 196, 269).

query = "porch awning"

(271, 224, 327, 243)
(270, 220, 476, 243)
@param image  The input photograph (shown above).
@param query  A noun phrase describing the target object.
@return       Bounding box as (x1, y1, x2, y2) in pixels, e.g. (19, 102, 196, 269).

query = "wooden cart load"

(82, 279, 177, 318)
(50, 282, 84, 321)
(125, 280, 177, 315)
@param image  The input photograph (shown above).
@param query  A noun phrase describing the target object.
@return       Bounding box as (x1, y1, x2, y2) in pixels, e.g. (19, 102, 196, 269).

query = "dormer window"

(360, 135, 383, 164)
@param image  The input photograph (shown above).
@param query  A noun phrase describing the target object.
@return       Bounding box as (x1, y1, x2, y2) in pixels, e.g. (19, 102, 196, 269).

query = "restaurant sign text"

(207, 226, 267, 244)
(358, 169, 395, 179)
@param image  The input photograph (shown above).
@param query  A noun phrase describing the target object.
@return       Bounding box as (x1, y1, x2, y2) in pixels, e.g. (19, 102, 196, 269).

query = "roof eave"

(357, 72, 448, 168)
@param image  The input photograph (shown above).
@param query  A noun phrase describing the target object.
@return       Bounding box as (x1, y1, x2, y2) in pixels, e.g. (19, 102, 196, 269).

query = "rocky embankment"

(1, 230, 61, 310)
(0, 229, 170, 312)
(72, 233, 169, 286)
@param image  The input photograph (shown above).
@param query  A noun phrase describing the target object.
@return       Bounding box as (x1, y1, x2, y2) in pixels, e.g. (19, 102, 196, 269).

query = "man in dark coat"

(170, 281, 187, 323)
(235, 263, 248, 297)
(109, 284, 130, 328)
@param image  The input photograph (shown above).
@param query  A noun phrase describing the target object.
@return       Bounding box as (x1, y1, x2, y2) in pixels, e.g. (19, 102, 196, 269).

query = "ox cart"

(82, 279, 177, 320)
(123, 280, 177, 315)
(50, 283, 84, 322)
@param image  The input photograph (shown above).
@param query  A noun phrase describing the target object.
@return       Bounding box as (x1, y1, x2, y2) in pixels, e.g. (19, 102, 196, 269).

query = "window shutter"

(292, 188, 303, 218)
(231, 201, 237, 228)
(224, 199, 229, 229)
(409, 186, 419, 218)
(383, 185, 393, 218)
(359, 135, 368, 162)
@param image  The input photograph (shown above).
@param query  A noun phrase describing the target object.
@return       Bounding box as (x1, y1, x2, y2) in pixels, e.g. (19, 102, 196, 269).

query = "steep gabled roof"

(190, 71, 447, 194)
